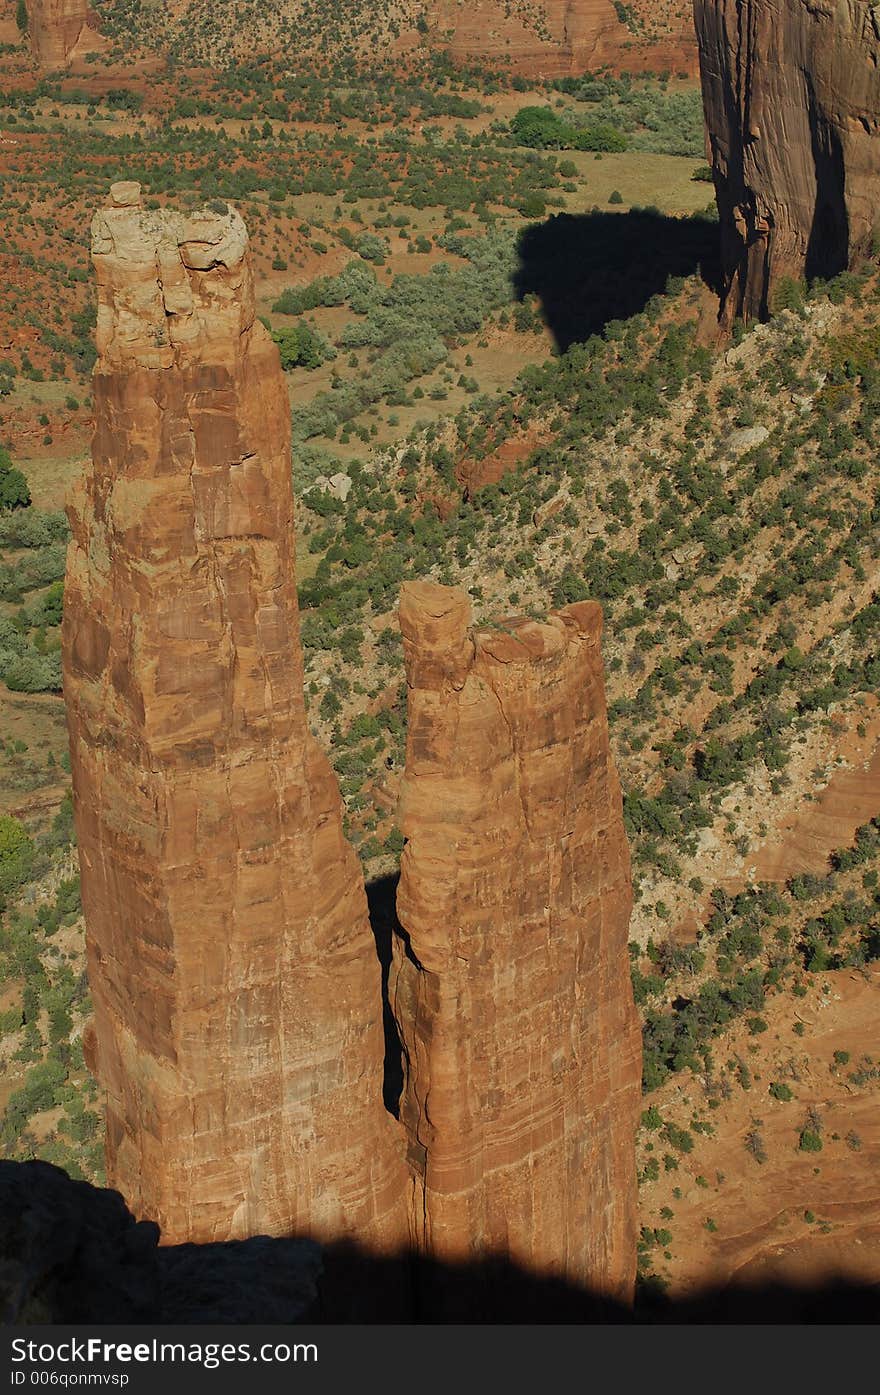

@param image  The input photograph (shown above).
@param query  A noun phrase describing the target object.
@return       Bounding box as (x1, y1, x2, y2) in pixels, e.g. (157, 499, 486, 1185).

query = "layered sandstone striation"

(694, 0, 880, 322)
(429, 0, 695, 78)
(62, 183, 406, 1250)
(110, 0, 696, 79)
(26, 0, 104, 66)
(390, 582, 641, 1304)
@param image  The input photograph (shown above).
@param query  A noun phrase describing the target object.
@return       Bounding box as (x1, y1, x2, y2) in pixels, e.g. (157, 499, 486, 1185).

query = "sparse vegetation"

(0, 24, 877, 1299)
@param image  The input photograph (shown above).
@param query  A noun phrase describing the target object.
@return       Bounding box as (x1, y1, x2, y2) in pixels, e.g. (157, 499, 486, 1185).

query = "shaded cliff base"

(2, 1161, 878, 1324)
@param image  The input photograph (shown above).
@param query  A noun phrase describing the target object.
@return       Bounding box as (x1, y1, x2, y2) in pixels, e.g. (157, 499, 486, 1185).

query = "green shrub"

(1, 1058, 67, 1145)
(0, 815, 34, 895)
(0, 448, 30, 511)
(510, 106, 627, 153)
(271, 321, 333, 371)
(384, 827, 405, 855)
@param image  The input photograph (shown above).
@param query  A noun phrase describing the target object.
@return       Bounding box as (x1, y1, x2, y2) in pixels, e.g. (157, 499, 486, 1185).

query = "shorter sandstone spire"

(391, 581, 640, 1305)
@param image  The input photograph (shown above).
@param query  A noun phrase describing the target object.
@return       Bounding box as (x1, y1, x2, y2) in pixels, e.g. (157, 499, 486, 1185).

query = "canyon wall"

(390, 582, 640, 1308)
(21, 0, 695, 75)
(61, 183, 406, 1252)
(429, 0, 696, 78)
(694, 0, 880, 322)
(26, 0, 103, 66)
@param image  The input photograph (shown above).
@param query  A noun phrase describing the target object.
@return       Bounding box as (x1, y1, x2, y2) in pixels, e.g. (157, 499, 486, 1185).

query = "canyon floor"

(639, 964, 880, 1298)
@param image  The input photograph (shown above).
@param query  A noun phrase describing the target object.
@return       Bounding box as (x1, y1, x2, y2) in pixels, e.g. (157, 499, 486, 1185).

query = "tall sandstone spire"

(62, 183, 406, 1250)
(390, 582, 640, 1309)
(694, 0, 880, 323)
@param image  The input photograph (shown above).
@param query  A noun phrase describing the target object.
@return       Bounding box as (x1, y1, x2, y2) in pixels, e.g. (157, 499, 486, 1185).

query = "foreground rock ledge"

(391, 581, 641, 1307)
(62, 184, 407, 1250)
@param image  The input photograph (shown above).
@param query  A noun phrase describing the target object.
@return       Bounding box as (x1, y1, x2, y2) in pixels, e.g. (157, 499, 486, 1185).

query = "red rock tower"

(391, 582, 640, 1305)
(62, 183, 406, 1250)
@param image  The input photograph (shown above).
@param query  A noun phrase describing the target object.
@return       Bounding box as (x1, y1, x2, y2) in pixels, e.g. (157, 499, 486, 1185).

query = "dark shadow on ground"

(3, 1161, 879, 1324)
(804, 96, 849, 286)
(513, 209, 721, 352)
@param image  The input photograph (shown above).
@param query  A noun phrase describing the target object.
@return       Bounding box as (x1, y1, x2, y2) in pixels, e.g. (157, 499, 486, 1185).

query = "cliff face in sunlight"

(62, 182, 407, 1251)
(392, 582, 641, 1307)
(431, 0, 696, 77)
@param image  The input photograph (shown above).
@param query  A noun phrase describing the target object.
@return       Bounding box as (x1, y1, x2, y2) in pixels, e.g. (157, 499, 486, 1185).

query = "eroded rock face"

(26, 0, 103, 66)
(431, 0, 592, 76)
(62, 183, 406, 1251)
(694, 0, 880, 322)
(390, 582, 640, 1307)
(432, 0, 695, 78)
